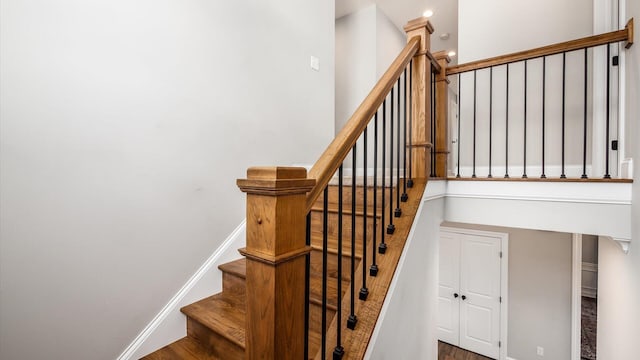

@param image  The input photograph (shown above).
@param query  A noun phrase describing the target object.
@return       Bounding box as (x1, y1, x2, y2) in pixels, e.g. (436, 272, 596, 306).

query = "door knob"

(454, 293, 459, 298)
(461, 295, 467, 300)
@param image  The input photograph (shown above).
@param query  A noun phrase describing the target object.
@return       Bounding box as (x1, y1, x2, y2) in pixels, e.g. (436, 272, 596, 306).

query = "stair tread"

(140, 337, 219, 360)
(218, 258, 347, 309)
(181, 292, 246, 349)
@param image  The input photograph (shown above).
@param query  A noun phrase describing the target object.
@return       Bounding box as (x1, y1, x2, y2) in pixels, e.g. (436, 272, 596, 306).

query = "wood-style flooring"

(438, 341, 494, 360)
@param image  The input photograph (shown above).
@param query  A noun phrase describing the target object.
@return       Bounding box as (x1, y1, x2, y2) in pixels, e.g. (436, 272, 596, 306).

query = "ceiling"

(335, 0, 459, 63)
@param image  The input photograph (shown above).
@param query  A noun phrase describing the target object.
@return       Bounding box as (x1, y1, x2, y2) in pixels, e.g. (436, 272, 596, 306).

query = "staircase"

(141, 180, 421, 359)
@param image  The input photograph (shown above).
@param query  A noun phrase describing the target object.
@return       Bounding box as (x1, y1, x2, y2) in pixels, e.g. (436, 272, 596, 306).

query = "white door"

(437, 231, 460, 345)
(438, 230, 502, 359)
(459, 233, 501, 359)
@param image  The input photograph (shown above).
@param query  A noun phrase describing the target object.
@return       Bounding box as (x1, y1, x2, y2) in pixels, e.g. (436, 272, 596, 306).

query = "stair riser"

(222, 272, 247, 300)
(310, 211, 382, 245)
(309, 302, 337, 334)
(315, 185, 396, 212)
(310, 250, 360, 282)
(187, 318, 244, 359)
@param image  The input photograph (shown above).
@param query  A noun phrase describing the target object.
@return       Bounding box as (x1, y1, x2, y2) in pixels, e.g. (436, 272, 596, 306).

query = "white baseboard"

(116, 221, 246, 360)
(506, 357, 519, 360)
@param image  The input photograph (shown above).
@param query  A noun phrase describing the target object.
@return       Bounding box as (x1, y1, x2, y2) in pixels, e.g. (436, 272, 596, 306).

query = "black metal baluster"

(360, 128, 369, 301)
(402, 68, 408, 202)
(395, 77, 402, 217)
(347, 146, 358, 330)
(379, 99, 387, 254)
(408, 60, 414, 188)
(370, 112, 379, 277)
(541, 57, 547, 179)
(582, 48, 589, 179)
(489, 67, 493, 178)
(472, 70, 477, 178)
(387, 85, 395, 235)
(505, 63, 510, 178)
(304, 212, 311, 360)
(457, 74, 461, 178)
(561, 52, 567, 179)
(604, 44, 612, 179)
(523, 60, 528, 178)
(321, 187, 329, 359)
(333, 166, 344, 360)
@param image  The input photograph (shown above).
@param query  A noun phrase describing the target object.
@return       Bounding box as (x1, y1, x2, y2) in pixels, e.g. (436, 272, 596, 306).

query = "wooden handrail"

(305, 36, 421, 212)
(448, 18, 634, 75)
(427, 51, 442, 74)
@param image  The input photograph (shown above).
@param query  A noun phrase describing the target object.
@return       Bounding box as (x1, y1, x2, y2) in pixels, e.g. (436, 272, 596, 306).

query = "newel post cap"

(237, 166, 315, 195)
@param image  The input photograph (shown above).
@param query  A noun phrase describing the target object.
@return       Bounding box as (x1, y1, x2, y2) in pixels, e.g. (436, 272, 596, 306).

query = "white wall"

(366, 185, 445, 360)
(335, 5, 405, 134)
(0, 1, 334, 359)
(442, 222, 573, 360)
(597, 0, 640, 358)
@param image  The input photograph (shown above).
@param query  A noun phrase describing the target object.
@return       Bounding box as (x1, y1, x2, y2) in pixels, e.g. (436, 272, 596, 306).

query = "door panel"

(437, 232, 460, 345)
(459, 234, 501, 359)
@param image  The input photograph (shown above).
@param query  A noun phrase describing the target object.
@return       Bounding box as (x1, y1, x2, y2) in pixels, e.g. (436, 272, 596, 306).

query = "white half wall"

(0, 1, 334, 359)
(365, 182, 445, 360)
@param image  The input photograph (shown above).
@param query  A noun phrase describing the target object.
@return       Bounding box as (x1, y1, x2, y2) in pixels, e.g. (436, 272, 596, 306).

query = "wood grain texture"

(305, 38, 420, 213)
(140, 337, 222, 360)
(438, 341, 493, 360)
(314, 179, 428, 360)
(448, 20, 635, 75)
(434, 51, 451, 178)
(448, 176, 633, 183)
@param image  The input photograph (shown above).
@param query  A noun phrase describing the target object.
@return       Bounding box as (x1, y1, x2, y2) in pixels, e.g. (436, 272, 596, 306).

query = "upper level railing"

(440, 19, 634, 180)
(237, 17, 437, 360)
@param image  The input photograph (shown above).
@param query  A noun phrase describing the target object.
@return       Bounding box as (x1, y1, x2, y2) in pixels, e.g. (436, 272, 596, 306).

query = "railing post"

(404, 17, 434, 178)
(237, 167, 315, 360)
(433, 51, 451, 178)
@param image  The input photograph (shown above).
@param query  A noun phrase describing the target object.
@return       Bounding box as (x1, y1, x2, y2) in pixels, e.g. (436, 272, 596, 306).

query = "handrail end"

(625, 18, 634, 49)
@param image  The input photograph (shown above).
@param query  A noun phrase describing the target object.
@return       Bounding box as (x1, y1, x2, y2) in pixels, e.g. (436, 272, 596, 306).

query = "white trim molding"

(571, 234, 583, 360)
(605, 236, 631, 254)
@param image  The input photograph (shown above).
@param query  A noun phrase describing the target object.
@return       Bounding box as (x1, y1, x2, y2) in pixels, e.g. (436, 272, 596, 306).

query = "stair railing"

(237, 17, 436, 360)
(443, 19, 634, 180)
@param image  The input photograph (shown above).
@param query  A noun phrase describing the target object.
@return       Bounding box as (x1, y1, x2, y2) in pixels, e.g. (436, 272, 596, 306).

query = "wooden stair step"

(310, 210, 382, 245)
(314, 184, 395, 212)
(310, 247, 360, 282)
(181, 292, 245, 359)
(140, 337, 219, 360)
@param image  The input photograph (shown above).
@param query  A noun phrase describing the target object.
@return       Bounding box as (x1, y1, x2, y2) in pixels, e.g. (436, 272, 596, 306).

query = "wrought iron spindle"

(472, 70, 477, 178)
(505, 63, 510, 178)
(321, 187, 329, 359)
(408, 60, 414, 188)
(387, 86, 395, 235)
(604, 44, 612, 179)
(457, 74, 461, 178)
(379, 99, 387, 254)
(523, 60, 528, 178)
(347, 146, 358, 330)
(333, 166, 344, 359)
(370, 111, 379, 276)
(561, 52, 567, 179)
(395, 77, 402, 217)
(360, 128, 369, 301)
(541, 57, 547, 179)
(402, 68, 408, 202)
(489, 67, 493, 178)
(582, 48, 589, 179)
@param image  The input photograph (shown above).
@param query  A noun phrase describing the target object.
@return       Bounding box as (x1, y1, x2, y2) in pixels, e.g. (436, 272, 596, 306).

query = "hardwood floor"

(438, 341, 494, 360)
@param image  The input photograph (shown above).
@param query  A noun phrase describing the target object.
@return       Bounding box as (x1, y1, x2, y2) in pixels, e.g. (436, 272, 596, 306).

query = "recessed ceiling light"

(423, 10, 434, 18)
(440, 33, 450, 40)
(448, 51, 457, 57)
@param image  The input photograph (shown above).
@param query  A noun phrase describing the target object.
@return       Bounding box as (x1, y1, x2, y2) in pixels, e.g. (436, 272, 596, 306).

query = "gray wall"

(443, 222, 573, 360)
(0, 1, 334, 359)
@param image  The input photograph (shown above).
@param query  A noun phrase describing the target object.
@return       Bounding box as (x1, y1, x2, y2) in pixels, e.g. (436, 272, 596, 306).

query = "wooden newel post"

(433, 51, 452, 178)
(404, 17, 434, 178)
(237, 167, 315, 360)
